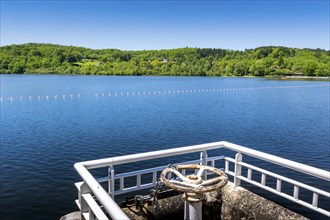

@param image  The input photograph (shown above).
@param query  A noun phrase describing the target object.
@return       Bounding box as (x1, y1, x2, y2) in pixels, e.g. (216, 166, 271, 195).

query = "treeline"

(0, 43, 329, 76)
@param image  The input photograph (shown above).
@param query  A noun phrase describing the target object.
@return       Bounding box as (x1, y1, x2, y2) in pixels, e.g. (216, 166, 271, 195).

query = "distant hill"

(0, 43, 329, 76)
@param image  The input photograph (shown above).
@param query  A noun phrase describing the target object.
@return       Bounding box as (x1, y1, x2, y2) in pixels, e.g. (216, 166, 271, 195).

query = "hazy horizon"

(2, 42, 329, 52)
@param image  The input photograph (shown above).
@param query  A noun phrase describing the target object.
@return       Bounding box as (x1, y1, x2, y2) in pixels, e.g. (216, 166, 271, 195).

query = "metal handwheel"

(160, 164, 228, 194)
(160, 164, 228, 220)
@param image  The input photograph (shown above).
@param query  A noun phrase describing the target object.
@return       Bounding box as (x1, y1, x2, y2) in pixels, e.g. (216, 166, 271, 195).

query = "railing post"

(200, 150, 208, 166)
(80, 182, 91, 220)
(200, 150, 208, 179)
(89, 209, 95, 220)
(234, 152, 242, 186)
(312, 193, 319, 207)
(108, 165, 115, 199)
(225, 160, 229, 173)
(276, 179, 282, 192)
(294, 185, 299, 200)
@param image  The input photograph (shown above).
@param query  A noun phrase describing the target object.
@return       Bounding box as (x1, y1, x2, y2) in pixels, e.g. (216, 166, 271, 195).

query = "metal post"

(183, 193, 203, 220)
(234, 152, 242, 186)
(200, 150, 208, 166)
(184, 201, 188, 219)
(108, 165, 115, 199)
(80, 182, 91, 220)
(184, 200, 202, 220)
(200, 150, 208, 179)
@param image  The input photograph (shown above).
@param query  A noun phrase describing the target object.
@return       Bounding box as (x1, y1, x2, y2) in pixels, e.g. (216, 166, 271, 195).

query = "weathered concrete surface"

(122, 193, 184, 220)
(122, 190, 222, 220)
(59, 211, 80, 220)
(221, 182, 308, 220)
(60, 181, 308, 220)
(202, 190, 222, 220)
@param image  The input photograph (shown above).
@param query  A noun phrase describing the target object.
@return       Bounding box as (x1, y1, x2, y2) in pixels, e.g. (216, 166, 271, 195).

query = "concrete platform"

(60, 181, 308, 220)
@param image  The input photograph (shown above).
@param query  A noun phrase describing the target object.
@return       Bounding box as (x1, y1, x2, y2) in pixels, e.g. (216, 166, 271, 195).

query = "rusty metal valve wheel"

(160, 164, 228, 194)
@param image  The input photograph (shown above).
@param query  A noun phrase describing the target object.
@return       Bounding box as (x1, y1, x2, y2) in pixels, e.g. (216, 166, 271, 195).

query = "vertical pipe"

(184, 201, 202, 220)
(184, 201, 188, 220)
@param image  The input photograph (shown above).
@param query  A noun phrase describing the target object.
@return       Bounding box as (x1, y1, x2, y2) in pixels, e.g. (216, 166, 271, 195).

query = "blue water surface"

(0, 75, 329, 219)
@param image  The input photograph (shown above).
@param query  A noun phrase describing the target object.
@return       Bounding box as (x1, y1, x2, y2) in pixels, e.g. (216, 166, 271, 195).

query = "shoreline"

(1, 72, 329, 79)
(1, 73, 329, 82)
(284, 76, 330, 79)
(265, 75, 330, 81)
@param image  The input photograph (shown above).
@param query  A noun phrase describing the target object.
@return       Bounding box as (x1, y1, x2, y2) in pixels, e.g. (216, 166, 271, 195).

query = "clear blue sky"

(1, 0, 329, 50)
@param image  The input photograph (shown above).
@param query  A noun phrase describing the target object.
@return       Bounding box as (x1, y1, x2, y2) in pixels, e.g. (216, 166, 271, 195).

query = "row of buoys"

(1, 84, 328, 103)
(0, 94, 81, 102)
(94, 84, 329, 98)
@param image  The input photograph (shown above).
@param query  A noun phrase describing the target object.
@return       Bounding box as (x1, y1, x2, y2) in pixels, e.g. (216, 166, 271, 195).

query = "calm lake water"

(0, 75, 329, 219)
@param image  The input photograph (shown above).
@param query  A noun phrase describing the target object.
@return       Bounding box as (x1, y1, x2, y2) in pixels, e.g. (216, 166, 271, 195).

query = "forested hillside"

(0, 43, 329, 76)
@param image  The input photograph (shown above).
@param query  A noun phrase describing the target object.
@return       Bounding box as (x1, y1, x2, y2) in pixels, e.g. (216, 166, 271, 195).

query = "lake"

(0, 75, 329, 219)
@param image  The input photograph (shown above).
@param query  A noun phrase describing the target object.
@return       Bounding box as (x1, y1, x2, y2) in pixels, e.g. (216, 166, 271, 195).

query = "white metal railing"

(74, 141, 330, 220)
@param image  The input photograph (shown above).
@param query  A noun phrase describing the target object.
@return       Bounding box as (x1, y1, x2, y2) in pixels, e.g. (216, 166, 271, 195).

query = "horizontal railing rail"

(74, 141, 330, 220)
(222, 142, 329, 181)
(224, 157, 330, 216)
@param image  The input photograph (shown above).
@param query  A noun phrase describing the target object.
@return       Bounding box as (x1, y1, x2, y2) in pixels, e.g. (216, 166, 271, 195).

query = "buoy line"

(1, 84, 329, 103)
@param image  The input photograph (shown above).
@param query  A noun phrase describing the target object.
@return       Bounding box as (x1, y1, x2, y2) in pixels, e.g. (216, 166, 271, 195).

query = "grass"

(75, 59, 101, 67)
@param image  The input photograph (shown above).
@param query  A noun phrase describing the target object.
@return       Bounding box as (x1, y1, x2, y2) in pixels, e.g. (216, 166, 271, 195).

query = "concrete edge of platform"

(60, 181, 309, 220)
